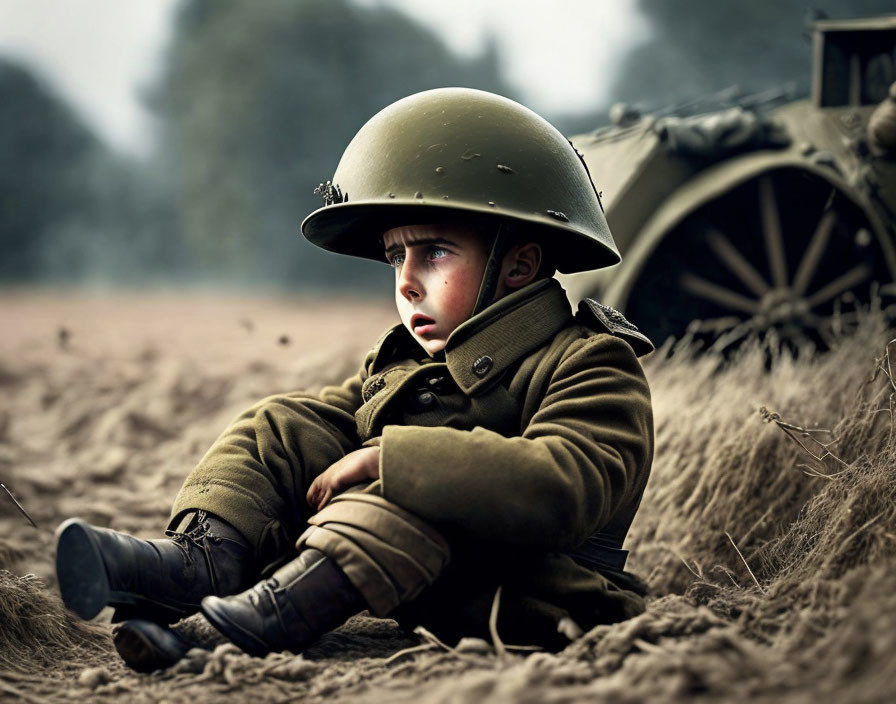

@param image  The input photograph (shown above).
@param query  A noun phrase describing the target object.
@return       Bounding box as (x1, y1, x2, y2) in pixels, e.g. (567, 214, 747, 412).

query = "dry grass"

(1, 292, 895, 702)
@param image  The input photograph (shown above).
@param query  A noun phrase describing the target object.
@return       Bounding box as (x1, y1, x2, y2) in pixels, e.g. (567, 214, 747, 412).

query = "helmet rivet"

(435, 167, 445, 175)
(388, 193, 395, 198)
(442, 195, 449, 199)
(496, 164, 514, 174)
(415, 192, 424, 199)
(488, 201, 496, 207)
(472, 356, 493, 377)
(546, 210, 569, 222)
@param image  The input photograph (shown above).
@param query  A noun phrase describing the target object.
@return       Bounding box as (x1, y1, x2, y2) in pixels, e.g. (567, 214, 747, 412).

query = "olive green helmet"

(301, 87, 619, 273)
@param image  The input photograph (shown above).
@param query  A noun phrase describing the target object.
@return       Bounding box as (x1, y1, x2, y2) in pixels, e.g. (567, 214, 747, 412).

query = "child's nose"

(398, 262, 423, 301)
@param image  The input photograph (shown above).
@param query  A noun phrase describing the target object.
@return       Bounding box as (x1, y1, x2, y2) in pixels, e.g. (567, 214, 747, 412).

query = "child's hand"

(307, 446, 381, 512)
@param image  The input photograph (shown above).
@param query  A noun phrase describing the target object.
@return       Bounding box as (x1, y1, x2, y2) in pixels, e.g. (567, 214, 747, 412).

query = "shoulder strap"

(575, 299, 655, 357)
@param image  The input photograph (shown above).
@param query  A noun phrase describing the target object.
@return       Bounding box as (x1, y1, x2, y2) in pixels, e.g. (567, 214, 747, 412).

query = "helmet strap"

(472, 223, 512, 316)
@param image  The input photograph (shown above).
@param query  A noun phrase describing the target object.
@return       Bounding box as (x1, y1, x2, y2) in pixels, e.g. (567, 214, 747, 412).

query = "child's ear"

(503, 243, 543, 289)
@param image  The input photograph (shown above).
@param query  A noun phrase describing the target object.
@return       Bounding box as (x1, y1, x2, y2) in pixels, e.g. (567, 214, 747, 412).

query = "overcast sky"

(0, 0, 648, 156)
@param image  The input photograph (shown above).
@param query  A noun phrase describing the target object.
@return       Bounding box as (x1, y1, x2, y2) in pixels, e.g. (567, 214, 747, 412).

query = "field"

(1, 291, 894, 703)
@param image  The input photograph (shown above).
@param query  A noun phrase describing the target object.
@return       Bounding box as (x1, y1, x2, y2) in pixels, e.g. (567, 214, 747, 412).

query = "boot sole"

(114, 620, 192, 672)
(55, 518, 114, 620)
(55, 518, 191, 623)
(201, 597, 271, 658)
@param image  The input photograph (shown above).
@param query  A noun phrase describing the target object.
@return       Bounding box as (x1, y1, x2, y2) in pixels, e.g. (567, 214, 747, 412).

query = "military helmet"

(301, 87, 619, 273)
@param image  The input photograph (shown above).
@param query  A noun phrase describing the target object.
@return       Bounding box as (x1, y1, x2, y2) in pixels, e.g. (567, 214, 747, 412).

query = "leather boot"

(113, 620, 193, 673)
(55, 511, 255, 623)
(201, 548, 364, 657)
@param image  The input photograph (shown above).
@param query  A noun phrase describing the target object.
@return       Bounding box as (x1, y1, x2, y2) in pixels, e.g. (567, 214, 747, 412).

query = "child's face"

(383, 224, 488, 356)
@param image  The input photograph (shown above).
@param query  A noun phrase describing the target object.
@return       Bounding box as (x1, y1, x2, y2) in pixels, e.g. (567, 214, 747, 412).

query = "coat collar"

(445, 278, 573, 393)
(368, 279, 573, 395)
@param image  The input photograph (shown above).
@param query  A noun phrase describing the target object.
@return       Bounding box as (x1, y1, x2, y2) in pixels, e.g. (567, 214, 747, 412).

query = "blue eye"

(389, 253, 405, 267)
(430, 247, 448, 259)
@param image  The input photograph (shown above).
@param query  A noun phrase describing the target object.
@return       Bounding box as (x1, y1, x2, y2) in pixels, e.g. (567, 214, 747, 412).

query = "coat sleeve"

(378, 334, 653, 549)
(170, 362, 368, 553)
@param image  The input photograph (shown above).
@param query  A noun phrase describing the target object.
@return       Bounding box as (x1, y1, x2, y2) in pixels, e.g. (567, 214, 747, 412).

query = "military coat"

(172, 278, 654, 647)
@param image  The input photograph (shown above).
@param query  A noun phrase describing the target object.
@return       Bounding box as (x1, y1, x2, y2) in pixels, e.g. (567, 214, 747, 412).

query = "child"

(55, 88, 654, 670)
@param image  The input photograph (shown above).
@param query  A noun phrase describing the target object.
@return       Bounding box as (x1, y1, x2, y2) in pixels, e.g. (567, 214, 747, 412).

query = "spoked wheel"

(621, 168, 896, 353)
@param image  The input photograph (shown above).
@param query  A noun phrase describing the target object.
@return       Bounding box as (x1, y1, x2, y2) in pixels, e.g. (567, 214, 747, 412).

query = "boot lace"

(164, 510, 221, 594)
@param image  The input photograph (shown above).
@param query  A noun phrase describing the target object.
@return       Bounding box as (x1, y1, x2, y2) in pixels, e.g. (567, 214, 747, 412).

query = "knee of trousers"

(297, 494, 450, 616)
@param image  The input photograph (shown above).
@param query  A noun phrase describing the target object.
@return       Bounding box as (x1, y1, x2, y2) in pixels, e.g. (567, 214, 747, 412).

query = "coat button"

(416, 391, 436, 407)
(472, 355, 493, 377)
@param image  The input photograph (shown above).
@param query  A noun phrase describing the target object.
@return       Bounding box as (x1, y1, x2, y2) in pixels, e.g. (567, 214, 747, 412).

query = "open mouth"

(410, 314, 436, 334)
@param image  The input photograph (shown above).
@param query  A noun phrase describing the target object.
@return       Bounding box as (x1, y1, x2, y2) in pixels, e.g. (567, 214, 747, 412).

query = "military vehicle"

(565, 15, 896, 351)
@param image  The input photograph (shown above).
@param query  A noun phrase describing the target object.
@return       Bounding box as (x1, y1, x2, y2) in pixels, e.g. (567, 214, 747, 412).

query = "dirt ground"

(1, 290, 895, 703)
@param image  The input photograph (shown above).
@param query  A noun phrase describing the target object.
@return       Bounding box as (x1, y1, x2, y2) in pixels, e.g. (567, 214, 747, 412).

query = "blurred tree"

(610, 0, 896, 109)
(0, 58, 103, 281)
(0, 58, 187, 285)
(152, 0, 514, 289)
